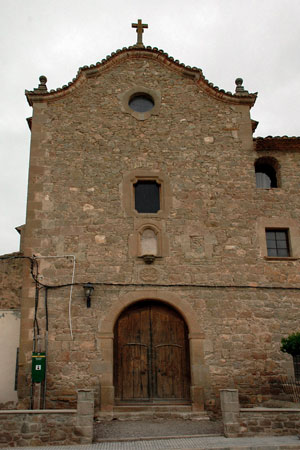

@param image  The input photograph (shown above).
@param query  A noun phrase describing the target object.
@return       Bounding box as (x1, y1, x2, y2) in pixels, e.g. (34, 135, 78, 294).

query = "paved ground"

(94, 418, 223, 440)
(1, 435, 300, 449)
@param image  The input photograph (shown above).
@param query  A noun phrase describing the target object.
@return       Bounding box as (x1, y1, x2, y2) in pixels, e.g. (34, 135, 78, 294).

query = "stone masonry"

(0, 389, 94, 447)
(221, 388, 300, 437)
(1, 43, 300, 417)
(0, 253, 23, 310)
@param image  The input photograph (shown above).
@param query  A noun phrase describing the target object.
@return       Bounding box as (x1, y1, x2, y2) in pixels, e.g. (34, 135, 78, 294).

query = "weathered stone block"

(77, 402, 94, 415)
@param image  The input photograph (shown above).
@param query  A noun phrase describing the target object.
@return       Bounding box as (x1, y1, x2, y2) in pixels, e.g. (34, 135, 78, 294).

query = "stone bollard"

(76, 389, 94, 444)
(220, 389, 240, 437)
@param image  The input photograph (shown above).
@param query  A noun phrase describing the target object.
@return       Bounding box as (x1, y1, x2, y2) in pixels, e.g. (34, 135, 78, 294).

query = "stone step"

(114, 404, 192, 413)
(96, 404, 210, 421)
(112, 412, 210, 421)
(114, 400, 191, 405)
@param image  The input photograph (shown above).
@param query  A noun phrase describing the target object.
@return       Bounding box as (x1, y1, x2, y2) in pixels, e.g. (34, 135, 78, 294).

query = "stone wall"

(221, 389, 300, 437)
(240, 408, 300, 436)
(31, 283, 299, 412)
(0, 389, 94, 447)
(0, 410, 77, 447)
(17, 49, 300, 412)
(0, 252, 23, 309)
(23, 56, 300, 287)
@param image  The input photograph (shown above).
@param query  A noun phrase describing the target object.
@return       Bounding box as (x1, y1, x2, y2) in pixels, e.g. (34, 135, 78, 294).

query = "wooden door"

(114, 301, 190, 401)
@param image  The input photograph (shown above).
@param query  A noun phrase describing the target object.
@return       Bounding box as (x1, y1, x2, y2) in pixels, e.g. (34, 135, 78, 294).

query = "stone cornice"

(25, 46, 257, 107)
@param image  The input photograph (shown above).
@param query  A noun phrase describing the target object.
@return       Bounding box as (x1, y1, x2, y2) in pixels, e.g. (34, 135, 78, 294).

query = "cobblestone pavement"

(1, 435, 300, 450)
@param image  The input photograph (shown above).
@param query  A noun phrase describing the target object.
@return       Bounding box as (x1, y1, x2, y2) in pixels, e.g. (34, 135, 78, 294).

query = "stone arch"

(114, 300, 191, 401)
(98, 290, 202, 337)
(97, 290, 206, 412)
(254, 156, 280, 188)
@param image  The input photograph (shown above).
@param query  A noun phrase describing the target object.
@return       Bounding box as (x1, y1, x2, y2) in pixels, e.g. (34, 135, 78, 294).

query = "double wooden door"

(114, 302, 190, 401)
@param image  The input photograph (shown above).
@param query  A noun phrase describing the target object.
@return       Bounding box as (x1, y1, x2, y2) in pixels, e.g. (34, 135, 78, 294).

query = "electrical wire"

(68, 258, 76, 340)
(33, 284, 40, 349)
(1, 254, 300, 291)
(28, 254, 76, 339)
(43, 288, 48, 410)
(28, 280, 300, 291)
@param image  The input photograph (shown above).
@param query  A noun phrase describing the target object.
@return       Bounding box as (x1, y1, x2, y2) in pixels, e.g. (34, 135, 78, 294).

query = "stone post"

(189, 333, 206, 411)
(220, 389, 240, 437)
(76, 389, 94, 444)
(97, 333, 114, 412)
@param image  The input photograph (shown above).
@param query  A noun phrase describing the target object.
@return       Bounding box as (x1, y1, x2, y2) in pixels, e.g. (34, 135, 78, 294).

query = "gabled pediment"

(25, 46, 257, 108)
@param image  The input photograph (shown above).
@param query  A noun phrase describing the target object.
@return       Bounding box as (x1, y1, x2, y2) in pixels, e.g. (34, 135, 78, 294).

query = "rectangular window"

(134, 180, 160, 213)
(266, 229, 290, 257)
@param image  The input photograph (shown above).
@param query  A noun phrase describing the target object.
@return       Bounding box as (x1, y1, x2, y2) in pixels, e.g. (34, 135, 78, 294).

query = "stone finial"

(35, 75, 48, 92)
(235, 78, 248, 95)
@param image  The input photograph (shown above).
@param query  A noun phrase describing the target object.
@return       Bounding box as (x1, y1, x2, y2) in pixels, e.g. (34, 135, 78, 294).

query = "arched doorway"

(114, 301, 191, 402)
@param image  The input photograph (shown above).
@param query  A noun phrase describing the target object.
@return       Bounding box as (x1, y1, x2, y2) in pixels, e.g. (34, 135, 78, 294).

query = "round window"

(128, 94, 154, 113)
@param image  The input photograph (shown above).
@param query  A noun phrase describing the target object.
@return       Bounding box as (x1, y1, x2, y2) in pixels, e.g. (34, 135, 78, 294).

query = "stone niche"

(140, 227, 158, 256)
(128, 219, 169, 261)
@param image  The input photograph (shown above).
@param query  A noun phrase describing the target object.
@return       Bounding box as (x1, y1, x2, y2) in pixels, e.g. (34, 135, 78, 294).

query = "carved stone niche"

(140, 227, 158, 264)
(141, 227, 158, 254)
(128, 220, 169, 263)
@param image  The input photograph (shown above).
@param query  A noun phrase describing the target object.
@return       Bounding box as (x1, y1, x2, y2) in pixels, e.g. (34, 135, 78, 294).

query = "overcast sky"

(1, 0, 300, 255)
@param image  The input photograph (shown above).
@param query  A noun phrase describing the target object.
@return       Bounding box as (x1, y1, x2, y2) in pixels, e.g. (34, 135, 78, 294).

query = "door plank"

(114, 302, 190, 401)
(121, 343, 149, 399)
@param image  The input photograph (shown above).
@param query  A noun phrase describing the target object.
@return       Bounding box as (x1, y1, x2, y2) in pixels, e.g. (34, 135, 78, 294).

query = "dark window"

(255, 161, 278, 188)
(266, 229, 290, 257)
(129, 94, 154, 113)
(134, 180, 160, 213)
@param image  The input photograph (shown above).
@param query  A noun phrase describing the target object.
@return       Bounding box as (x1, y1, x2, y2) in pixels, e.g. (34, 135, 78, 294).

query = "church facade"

(1, 22, 300, 415)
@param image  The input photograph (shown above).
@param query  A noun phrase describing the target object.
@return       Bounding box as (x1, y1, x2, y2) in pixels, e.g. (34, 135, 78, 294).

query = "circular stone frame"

(119, 86, 161, 121)
(129, 93, 155, 113)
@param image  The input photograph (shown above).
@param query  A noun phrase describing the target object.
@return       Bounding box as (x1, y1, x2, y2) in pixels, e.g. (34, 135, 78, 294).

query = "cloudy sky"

(1, 0, 300, 255)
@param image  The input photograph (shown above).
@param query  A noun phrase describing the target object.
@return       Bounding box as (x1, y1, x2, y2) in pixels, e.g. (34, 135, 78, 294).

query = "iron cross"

(132, 19, 148, 47)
